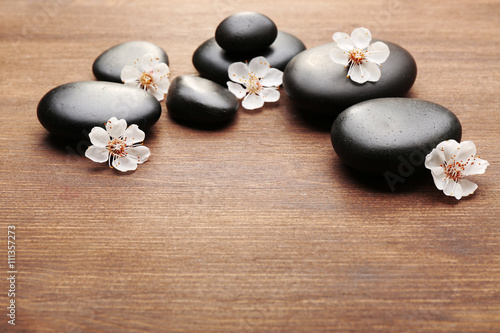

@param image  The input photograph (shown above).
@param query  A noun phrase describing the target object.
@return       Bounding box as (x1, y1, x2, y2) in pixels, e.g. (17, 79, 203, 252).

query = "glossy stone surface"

(215, 12, 278, 52)
(93, 41, 169, 83)
(37, 81, 162, 140)
(167, 75, 239, 124)
(193, 31, 306, 85)
(331, 98, 462, 176)
(284, 41, 417, 116)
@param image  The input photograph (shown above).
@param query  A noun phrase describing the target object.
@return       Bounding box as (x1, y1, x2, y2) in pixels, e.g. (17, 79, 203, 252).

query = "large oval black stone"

(166, 75, 239, 124)
(215, 12, 278, 52)
(284, 41, 417, 116)
(193, 31, 305, 86)
(92, 41, 169, 83)
(37, 81, 162, 140)
(331, 98, 462, 176)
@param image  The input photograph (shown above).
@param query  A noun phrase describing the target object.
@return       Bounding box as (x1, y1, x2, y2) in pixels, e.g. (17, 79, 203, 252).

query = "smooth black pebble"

(284, 42, 417, 116)
(331, 98, 462, 176)
(167, 75, 239, 124)
(193, 31, 306, 85)
(215, 12, 278, 52)
(37, 81, 161, 140)
(93, 41, 169, 83)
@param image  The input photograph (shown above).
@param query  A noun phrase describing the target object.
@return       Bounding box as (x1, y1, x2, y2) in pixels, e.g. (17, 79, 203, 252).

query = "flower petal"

(127, 145, 151, 164)
(366, 42, 390, 65)
(147, 86, 165, 101)
(261, 88, 280, 102)
(152, 62, 170, 77)
(260, 68, 283, 87)
(330, 46, 349, 66)
(227, 81, 247, 99)
(106, 117, 127, 138)
(228, 62, 249, 83)
(88, 126, 110, 147)
(425, 147, 446, 169)
(123, 124, 145, 145)
(152, 63, 170, 85)
(452, 181, 465, 199)
(443, 179, 458, 197)
(457, 179, 478, 198)
(351, 27, 372, 49)
(242, 93, 264, 110)
(437, 140, 460, 162)
(120, 66, 141, 84)
(85, 145, 109, 163)
(112, 155, 138, 172)
(455, 140, 477, 161)
(348, 64, 370, 84)
(364, 61, 381, 82)
(248, 56, 270, 78)
(155, 79, 170, 94)
(467, 158, 489, 176)
(139, 53, 158, 72)
(333, 32, 355, 51)
(429, 167, 446, 189)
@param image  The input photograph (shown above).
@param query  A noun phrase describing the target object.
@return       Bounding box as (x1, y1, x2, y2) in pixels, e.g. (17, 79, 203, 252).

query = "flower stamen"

(347, 48, 366, 66)
(140, 72, 154, 89)
(106, 138, 127, 158)
(246, 73, 262, 95)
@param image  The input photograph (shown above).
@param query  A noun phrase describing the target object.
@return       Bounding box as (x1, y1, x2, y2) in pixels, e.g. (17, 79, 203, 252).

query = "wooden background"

(1, 0, 499, 331)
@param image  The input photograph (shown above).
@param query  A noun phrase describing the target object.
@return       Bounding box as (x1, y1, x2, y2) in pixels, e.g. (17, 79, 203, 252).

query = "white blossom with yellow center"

(121, 53, 170, 101)
(85, 117, 151, 172)
(330, 27, 390, 84)
(425, 140, 489, 200)
(227, 56, 283, 110)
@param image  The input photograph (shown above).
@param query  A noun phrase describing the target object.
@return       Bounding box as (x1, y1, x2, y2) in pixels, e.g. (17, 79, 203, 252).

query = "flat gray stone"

(215, 12, 278, 52)
(93, 41, 168, 83)
(167, 75, 239, 124)
(193, 31, 305, 85)
(37, 81, 161, 140)
(331, 98, 462, 177)
(284, 41, 417, 116)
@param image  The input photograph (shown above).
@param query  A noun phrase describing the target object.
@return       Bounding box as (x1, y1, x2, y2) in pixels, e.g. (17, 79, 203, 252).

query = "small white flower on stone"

(330, 27, 390, 84)
(425, 140, 489, 200)
(227, 56, 283, 110)
(85, 117, 151, 172)
(121, 53, 170, 101)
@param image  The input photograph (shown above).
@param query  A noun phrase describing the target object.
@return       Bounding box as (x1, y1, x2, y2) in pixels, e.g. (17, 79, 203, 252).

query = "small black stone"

(193, 31, 306, 86)
(215, 12, 278, 52)
(284, 41, 417, 116)
(92, 41, 169, 83)
(37, 81, 161, 140)
(166, 75, 239, 124)
(331, 98, 462, 177)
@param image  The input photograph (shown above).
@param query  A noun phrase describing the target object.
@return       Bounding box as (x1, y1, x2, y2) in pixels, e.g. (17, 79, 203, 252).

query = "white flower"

(227, 56, 283, 110)
(85, 117, 151, 172)
(425, 140, 489, 200)
(121, 53, 170, 101)
(330, 27, 390, 84)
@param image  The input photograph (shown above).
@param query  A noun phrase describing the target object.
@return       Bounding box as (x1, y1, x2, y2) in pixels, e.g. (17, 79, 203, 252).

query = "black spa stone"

(283, 41, 417, 116)
(330, 98, 462, 177)
(166, 75, 239, 124)
(37, 81, 161, 140)
(215, 12, 278, 52)
(193, 31, 305, 86)
(93, 41, 169, 83)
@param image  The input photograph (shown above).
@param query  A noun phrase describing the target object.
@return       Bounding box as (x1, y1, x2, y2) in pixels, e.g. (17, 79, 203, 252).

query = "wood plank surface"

(1, 0, 499, 331)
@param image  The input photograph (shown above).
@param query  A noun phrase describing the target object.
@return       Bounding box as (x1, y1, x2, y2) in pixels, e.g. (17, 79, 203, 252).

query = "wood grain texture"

(1, 0, 499, 332)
